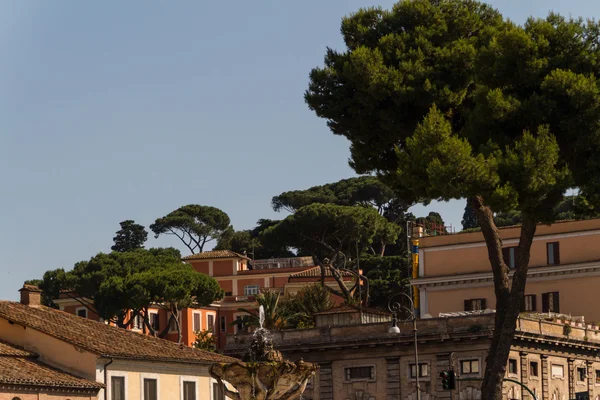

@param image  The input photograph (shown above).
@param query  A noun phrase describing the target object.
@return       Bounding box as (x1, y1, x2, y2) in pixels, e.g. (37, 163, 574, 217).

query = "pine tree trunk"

(471, 197, 537, 400)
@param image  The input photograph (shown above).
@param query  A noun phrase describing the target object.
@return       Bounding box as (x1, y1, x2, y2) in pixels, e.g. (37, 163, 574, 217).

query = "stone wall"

(225, 314, 600, 400)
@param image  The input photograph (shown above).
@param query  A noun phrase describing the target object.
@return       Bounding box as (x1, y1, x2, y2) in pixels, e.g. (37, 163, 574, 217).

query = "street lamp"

(388, 292, 420, 400)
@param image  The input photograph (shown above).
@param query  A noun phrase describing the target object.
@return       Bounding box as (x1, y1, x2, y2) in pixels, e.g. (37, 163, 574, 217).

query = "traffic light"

(439, 370, 456, 390)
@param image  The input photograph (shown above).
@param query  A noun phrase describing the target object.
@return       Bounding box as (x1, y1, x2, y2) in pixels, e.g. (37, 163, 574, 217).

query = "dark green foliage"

(354, 256, 410, 309)
(194, 330, 216, 352)
(416, 212, 448, 235)
(272, 176, 401, 216)
(150, 205, 232, 254)
(235, 291, 286, 330)
(264, 203, 400, 262)
(263, 203, 400, 303)
(32, 248, 223, 342)
(306, 1, 600, 396)
(273, 176, 415, 256)
(462, 202, 479, 230)
(111, 220, 148, 252)
(306, 0, 506, 175)
(282, 284, 335, 329)
(215, 219, 295, 259)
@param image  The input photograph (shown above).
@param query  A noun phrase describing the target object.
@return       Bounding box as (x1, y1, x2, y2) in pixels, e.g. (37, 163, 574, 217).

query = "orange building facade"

(412, 218, 600, 321)
(183, 251, 352, 348)
(56, 250, 353, 349)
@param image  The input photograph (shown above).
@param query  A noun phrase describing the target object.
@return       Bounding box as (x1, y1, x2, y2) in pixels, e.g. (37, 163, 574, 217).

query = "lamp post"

(388, 292, 420, 400)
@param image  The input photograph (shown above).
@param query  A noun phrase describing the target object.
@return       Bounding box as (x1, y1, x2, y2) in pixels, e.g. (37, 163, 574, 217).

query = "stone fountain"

(210, 306, 317, 400)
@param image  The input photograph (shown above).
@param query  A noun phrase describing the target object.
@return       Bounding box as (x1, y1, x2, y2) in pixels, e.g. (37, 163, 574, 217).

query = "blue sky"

(0, 0, 597, 300)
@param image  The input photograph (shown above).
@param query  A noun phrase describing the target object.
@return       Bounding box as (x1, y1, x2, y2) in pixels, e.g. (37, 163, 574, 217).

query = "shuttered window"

(193, 313, 201, 332)
(111, 376, 125, 400)
(183, 381, 196, 400)
(208, 315, 215, 333)
(149, 313, 159, 331)
(464, 298, 486, 311)
(542, 292, 560, 313)
(521, 295, 536, 312)
(143, 378, 157, 400)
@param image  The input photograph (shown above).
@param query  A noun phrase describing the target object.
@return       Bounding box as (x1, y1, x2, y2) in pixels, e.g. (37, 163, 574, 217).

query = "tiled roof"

(288, 266, 355, 280)
(182, 250, 249, 261)
(0, 301, 237, 365)
(314, 305, 391, 316)
(0, 357, 103, 389)
(0, 339, 35, 357)
(0, 339, 101, 390)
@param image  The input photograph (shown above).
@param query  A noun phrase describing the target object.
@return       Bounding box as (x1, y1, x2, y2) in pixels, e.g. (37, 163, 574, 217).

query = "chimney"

(19, 284, 42, 307)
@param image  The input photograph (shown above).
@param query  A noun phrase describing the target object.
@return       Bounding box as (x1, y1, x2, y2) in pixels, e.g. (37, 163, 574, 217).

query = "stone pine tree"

(305, 1, 600, 398)
(111, 220, 148, 252)
(461, 202, 479, 230)
(150, 205, 232, 254)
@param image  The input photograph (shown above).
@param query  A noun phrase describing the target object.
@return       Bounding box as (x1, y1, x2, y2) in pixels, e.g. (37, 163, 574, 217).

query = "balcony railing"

(249, 256, 314, 270)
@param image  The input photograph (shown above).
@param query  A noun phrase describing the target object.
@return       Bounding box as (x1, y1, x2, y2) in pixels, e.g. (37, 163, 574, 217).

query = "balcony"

(249, 256, 314, 270)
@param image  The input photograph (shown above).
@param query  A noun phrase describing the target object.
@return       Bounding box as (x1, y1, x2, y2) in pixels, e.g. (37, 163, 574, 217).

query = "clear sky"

(0, 0, 598, 300)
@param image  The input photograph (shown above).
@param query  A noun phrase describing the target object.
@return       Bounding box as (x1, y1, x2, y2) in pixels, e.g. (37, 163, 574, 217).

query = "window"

(409, 363, 429, 378)
(542, 292, 560, 313)
(220, 316, 227, 333)
(547, 242, 560, 265)
(464, 298, 486, 311)
(460, 359, 480, 375)
(508, 359, 518, 375)
(149, 312, 159, 331)
(111, 376, 125, 400)
(235, 316, 247, 333)
(132, 314, 142, 330)
(578, 367, 587, 382)
(169, 311, 182, 332)
(225, 291, 232, 296)
(193, 313, 201, 332)
(530, 361, 539, 377)
(595, 370, 600, 384)
(208, 314, 215, 333)
(551, 364, 564, 378)
(76, 308, 87, 318)
(213, 382, 225, 400)
(502, 246, 518, 269)
(143, 378, 157, 400)
(244, 285, 259, 295)
(183, 381, 196, 400)
(522, 295, 537, 312)
(344, 366, 375, 381)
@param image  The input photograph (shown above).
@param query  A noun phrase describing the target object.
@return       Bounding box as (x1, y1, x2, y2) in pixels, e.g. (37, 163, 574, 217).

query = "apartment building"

(412, 218, 600, 321)
(183, 250, 353, 348)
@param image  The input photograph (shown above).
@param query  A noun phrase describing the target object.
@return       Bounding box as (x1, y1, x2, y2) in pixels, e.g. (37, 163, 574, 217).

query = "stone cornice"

(412, 261, 600, 289)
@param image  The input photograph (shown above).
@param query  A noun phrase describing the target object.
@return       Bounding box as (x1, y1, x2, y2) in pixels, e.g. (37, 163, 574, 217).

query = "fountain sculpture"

(210, 306, 317, 400)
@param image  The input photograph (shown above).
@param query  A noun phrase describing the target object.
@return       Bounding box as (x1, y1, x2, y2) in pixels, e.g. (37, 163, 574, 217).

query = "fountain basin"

(210, 359, 317, 400)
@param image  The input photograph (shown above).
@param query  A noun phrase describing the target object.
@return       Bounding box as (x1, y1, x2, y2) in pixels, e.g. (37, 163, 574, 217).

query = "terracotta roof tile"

(0, 301, 237, 365)
(0, 339, 35, 357)
(182, 250, 249, 261)
(288, 266, 355, 279)
(0, 357, 103, 389)
(0, 339, 101, 389)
